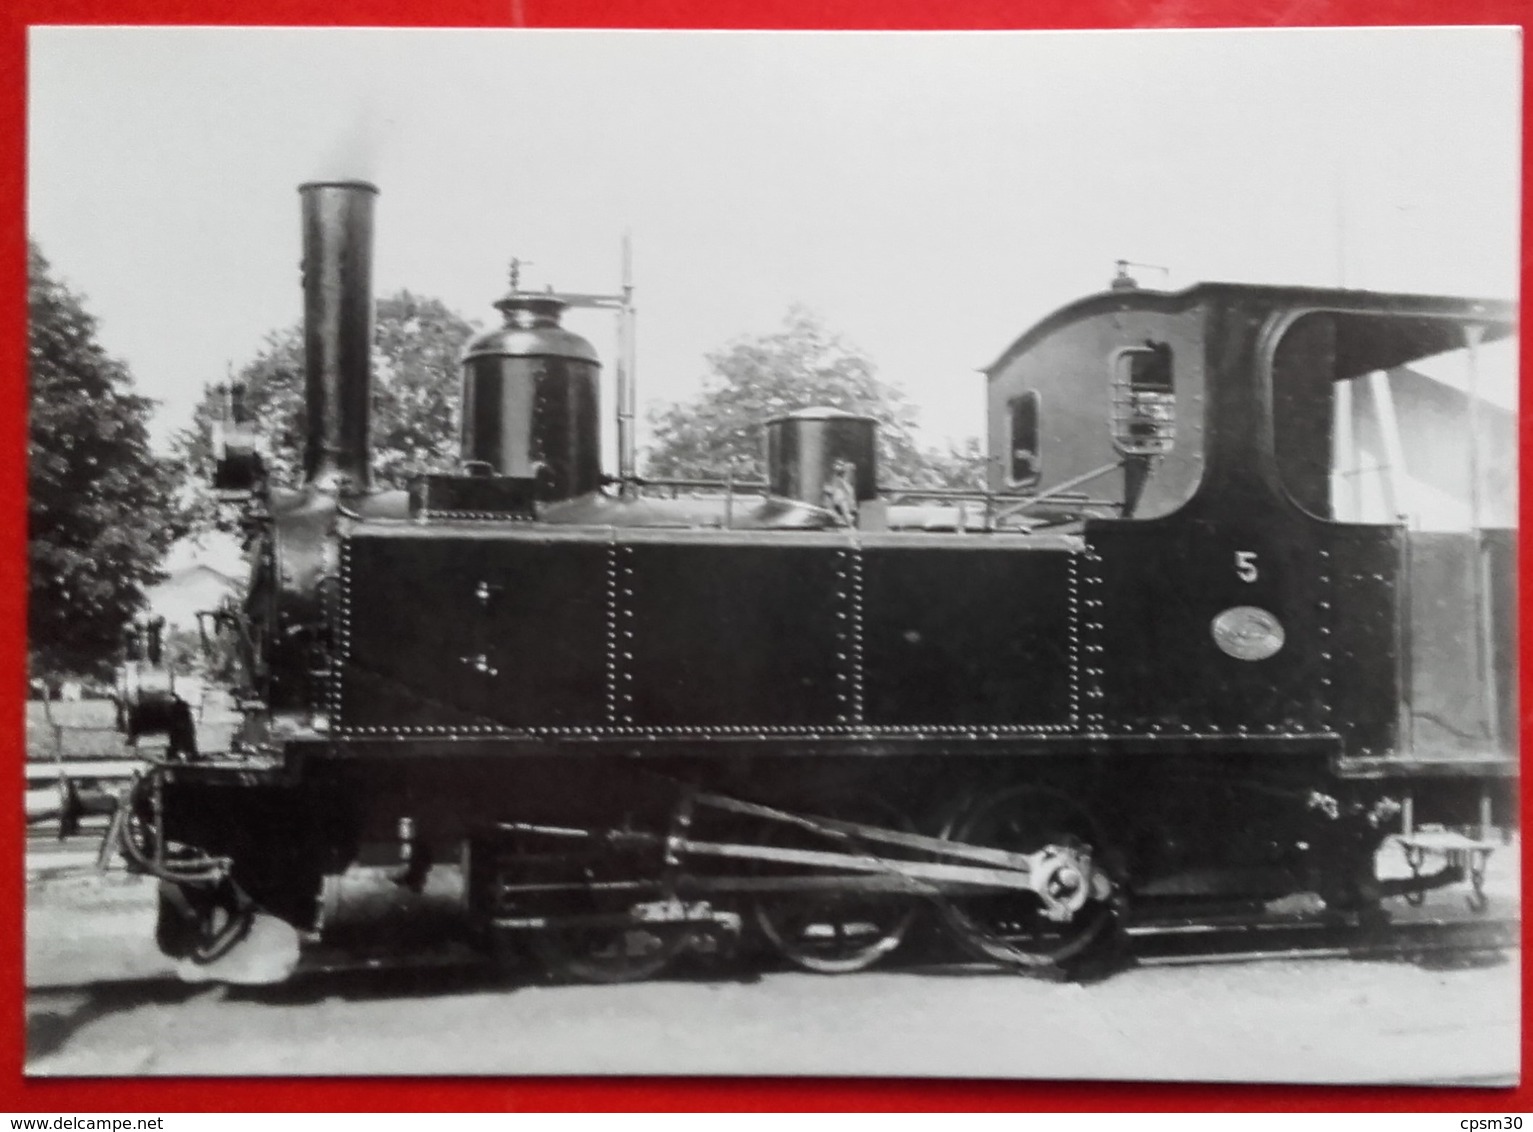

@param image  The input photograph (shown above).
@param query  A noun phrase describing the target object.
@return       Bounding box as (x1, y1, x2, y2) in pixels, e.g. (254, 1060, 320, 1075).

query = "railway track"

(31, 828, 1518, 984)
(264, 920, 1523, 994)
(1127, 911, 1519, 969)
(290, 902, 1520, 983)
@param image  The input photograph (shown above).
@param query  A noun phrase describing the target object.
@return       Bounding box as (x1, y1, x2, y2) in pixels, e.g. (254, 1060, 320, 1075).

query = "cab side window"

(1112, 341, 1176, 456)
(1008, 391, 1041, 486)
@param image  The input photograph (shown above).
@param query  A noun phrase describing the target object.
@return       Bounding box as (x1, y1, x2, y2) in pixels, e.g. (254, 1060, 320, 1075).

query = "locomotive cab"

(986, 284, 1516, 794)
(984, 287, 1207, 519)
(1269, 305, 1517, 787)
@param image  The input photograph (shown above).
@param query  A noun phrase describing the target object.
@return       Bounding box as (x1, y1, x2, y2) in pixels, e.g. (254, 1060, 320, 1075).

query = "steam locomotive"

(110, 181, 1517, 982)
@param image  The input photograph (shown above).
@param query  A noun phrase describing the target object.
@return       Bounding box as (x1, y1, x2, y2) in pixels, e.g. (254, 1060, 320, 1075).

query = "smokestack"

(299, 181, 378, 491)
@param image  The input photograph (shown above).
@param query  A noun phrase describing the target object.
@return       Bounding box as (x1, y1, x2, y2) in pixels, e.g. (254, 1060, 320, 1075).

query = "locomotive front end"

(107, 181, 412, 976)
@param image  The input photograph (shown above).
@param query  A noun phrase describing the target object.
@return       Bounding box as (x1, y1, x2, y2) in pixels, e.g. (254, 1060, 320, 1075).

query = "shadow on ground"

(27, 980, 214, 1063)
(226, 938, 765, 1005)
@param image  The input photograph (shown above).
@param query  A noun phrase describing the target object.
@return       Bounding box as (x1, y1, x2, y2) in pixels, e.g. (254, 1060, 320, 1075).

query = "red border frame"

(5, 0, 1529, 1113)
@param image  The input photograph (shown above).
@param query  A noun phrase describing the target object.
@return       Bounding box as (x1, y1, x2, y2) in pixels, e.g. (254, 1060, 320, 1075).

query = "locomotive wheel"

(529, 916, 687, 984)
(938, 783, 1118, 971)
(514, 830, 686, 984)
(752, 794, 920, 974)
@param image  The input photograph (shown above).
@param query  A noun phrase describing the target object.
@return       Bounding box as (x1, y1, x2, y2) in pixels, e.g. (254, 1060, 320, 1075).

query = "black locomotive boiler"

(111, 181, 1518, 982)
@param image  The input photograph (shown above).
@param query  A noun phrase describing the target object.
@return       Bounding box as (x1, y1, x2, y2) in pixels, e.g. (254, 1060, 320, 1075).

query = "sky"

(27, 26, 1522, 460)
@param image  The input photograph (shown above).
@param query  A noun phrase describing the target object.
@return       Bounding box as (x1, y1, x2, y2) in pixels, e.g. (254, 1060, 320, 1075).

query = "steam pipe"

(299, 181, 377, 492)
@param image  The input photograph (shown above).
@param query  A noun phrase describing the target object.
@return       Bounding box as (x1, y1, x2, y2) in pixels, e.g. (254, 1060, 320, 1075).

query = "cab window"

(1111, 342, 1175, 456)
(1008, 391, 1041, 485)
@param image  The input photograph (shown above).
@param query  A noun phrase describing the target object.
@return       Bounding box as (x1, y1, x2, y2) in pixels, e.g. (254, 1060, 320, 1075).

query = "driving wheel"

(515, 828, 686, 984)
(938, 783, 1119, 970)
(529, 913, 687, 984)
(752, 793, 920, 974)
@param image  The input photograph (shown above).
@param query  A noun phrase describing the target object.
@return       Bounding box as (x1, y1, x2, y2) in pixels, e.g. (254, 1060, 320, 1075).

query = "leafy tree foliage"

(165, 624, 240, 682)
(371, 293, 477, 486)
(645, 307, 988, 488)
(175, 291, 475, 531)
(915, 435, 992, 492)
(29, 242, 184, 679)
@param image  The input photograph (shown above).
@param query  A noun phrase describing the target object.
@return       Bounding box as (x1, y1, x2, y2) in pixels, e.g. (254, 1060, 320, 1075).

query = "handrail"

(989, 460, 1127, 526)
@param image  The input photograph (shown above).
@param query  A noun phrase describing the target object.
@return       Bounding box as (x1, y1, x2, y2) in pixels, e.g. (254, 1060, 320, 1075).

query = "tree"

(175, 291, 475, 531)
(645, 306, 987, 489)
(916, 436, 994, 493)
(165, 624, 239, 683)
(646, 307, 937, 485)
(29, 242, 184, 679)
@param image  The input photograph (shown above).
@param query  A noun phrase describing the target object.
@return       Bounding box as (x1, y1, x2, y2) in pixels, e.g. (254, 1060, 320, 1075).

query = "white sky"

(27, 26, 1522, 457)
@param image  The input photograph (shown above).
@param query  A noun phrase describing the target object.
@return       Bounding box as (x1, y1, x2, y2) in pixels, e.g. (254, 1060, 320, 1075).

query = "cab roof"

(982, 282, 1516, 381)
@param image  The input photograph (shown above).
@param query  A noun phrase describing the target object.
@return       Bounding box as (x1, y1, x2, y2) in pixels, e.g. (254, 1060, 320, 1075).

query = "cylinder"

(461, 294, 602, 502)
(765, 407, 879, 507)
(300, 181, 378, 491)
